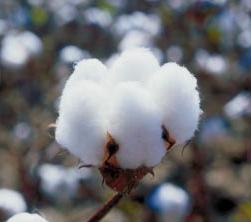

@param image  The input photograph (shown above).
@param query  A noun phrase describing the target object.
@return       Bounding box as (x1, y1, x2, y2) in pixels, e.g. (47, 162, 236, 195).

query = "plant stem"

(85, 192, 124, 222)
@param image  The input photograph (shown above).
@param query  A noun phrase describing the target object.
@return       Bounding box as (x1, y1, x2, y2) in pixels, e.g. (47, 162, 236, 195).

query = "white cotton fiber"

(148, 62, 201, 144)
(7, 213, 48, 222)
(109, 48, 159, 84)
(64, 59, 108, 91)
(55, 80, 108, 165)
(107, 82, 166, 169)
(0, 189, 26, 217)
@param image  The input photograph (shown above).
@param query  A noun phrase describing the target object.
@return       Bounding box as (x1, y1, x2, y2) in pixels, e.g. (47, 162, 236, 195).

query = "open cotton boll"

(148, 62, 201, 144)
(109, 48, 159, 84)
(18, 31, 43, 56)
(55, 80, 108, 166)
(64, 59, 108, 91)
(146, 183, 190, 222)
(0, 189, 26, 218)
(0, 34, 29, 68)
(108, 82, 166, 169)
(38, 164, 91, 200)
(7, 213, 48, 222)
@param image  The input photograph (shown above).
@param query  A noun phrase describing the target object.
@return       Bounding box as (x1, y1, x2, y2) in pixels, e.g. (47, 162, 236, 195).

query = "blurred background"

(0, 0, 251, 222)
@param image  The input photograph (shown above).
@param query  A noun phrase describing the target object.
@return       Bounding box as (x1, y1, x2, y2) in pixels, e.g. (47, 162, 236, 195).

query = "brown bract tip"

(161, 125, 176, 150)
(100, 133, 153, 193)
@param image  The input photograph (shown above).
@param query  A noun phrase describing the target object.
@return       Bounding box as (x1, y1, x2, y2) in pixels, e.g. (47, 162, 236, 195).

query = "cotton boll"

(118, 30, 152, 51)
(0, 189, 27, 218)
(7, 213, 48, 222)
(0, 34, 29, 68)
(0, 31, 42, 68)
(146, 183, 190, 222)
(107, 82, 166, 169)
(64, 59, 108, 91)
(113, 12, 161, 37)
(38, 164, 91, 200)
(55, 80, 108, 166)
(59, 45, 90, 64)
(84, 7, 112, 28)
(110, 48, 159, 84)
(18, 31, 43, 56)
(148, 62, 201, 144)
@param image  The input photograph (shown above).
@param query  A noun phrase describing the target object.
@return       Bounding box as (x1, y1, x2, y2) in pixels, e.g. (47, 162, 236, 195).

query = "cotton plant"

(54, 47, 201, 221)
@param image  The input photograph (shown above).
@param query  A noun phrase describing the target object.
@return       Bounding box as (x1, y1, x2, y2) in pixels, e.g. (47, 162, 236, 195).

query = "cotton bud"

(55, 48, 201, 192)
(7, 213, 48, 222)
(146, 183, 191, 222)
(0, 189, 26, 219)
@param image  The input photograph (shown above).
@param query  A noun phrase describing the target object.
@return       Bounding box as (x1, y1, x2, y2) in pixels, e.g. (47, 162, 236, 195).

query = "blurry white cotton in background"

(12, 122, 32, 140)
(84, 7, 112, 27)
(0, 189, 27, 218)
(224, 92, 251, 118)
(205, 55, 227, 75)
(147, 183, 190, 222)
(167, 0, 190, 10)
(7, 213, 49, 222)
(54, 3, 77, 26)
(113, 12, 161, 37)
(194, 50, 227, 75)
(199, 117, 229, 145)
(194, 49, 209, 68)
(166, 45, 183, 63)
(118, 30, 152, 51)
(237, 29, 251, 48)
(0, 30, 42, 68)
(38, 164, 91, 201)
(0, 19, 7, 36)
(59, 45, 90, 64)
(18, 31, 42, 56)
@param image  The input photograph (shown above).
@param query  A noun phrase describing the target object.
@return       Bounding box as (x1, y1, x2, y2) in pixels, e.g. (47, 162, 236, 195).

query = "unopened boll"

(55, 48, 201, 170)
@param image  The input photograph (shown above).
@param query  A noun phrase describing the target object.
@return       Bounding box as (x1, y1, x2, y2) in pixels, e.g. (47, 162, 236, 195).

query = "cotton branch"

(85, 192, 124, 222)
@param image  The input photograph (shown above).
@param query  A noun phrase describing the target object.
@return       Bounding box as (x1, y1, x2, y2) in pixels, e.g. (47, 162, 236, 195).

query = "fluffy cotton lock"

(55, 80, 108, 165)
(148, 62, 201, 144)
(107, 82, 166, 169)
(64, 59, 108, 90)
(7, 213, 48, 222)
(109, 48, 159, 84)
